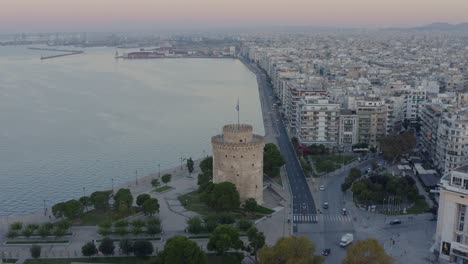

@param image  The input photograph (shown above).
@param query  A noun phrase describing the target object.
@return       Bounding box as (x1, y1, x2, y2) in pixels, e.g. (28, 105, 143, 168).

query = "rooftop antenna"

(236, 97, 240, 127)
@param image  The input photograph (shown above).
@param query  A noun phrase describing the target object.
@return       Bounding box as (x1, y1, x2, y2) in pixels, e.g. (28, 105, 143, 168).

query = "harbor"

(28, 47, 84, 60)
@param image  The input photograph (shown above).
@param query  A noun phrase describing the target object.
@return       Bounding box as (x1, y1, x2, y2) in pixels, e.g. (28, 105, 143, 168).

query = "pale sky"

(1, 0, 467, 33)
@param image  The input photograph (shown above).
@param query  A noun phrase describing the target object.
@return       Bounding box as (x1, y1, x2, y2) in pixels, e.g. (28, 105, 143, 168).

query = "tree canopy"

(343, 238, 391, 264)
(90, 191, 110, 210)
(264, 143, 286, 178)
(81, 242, 98, 257)
(247, 226, 266, 262)
(207, 225, 243, 255)
(156, 235, 208, 264)
(258, 236, 322, 264)
(197, 156, 213, 192)
(341, 167, 362, 191)
(136, 194, 151, 207)
(30, 245, 41, 259)
(379, 131, 416, 163)
(187, 216, 204, 234)
(142, 198, 159, 216)
(201, 182, 240, 211)
(186, 157, 195, 174)
(133, 240, 154, 256)
(151, 178, 160, 188)
(161, 174, 172, 184)
(98, 237, 115, 256)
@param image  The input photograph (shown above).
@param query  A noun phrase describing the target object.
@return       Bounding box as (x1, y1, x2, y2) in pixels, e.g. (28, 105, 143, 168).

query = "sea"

(0, 46, 263, 215)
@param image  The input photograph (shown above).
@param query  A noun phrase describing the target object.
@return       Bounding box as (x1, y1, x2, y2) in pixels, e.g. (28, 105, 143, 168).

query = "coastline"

(0, 56, 262, 228)
(0, 159, 202, 231)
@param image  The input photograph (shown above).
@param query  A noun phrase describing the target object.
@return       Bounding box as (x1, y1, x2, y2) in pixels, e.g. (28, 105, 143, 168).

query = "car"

(342, 208, 348, 215)
(366, 168, 372, 173)
(321, 248, 331, 256)
(389, 219, 402, 225)
(301, 202, 307, 213)
(323, 202, 329, 209)
(319, 185, 324, 191)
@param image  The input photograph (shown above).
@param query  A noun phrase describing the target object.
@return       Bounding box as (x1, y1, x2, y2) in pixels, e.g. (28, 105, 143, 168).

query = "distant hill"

(414, 22, 468, 30)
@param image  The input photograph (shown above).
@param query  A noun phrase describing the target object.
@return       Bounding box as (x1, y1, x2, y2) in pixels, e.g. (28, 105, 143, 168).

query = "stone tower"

(211, 124, 264, 204)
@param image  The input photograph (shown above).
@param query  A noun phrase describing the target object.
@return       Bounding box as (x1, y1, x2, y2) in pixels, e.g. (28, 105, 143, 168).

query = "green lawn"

(24, 257, 156, 264)
(313, 155, 355, 173)
(178, 191, 272, 220)
(74, 208, 140, 226)
(153, 185, 173, 193)
(1, 259, 17, 263)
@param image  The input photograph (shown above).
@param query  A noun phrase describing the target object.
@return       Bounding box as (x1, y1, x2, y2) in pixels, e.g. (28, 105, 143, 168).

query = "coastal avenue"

(250, 60, 317, 231)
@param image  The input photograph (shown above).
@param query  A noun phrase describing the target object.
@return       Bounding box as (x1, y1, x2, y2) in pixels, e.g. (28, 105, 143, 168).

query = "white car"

(319, 185, 325, 191)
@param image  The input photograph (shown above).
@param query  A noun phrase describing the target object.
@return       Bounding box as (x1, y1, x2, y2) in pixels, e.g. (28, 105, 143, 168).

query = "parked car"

(389, 219, 402, 225)
(301, 203, 307, 213)
(319, 185, 325, 191)
(321, 248, 331, 256)
(342, 208, 348, 215)
(323, 202, 329, 209)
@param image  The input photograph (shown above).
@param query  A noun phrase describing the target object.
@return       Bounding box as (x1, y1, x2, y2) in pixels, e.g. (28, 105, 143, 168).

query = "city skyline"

(1, 0, 468, 33)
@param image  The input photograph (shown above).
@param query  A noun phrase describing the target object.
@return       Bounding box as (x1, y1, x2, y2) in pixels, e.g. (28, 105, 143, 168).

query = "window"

(457, 235, 463, 243)
(453, 177, 462, 186)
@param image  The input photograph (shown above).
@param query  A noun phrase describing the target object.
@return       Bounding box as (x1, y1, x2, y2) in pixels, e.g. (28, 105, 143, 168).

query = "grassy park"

(152, 185, 173, 193)
(313, 155, 355, 173)
(178, 191, 274, 220)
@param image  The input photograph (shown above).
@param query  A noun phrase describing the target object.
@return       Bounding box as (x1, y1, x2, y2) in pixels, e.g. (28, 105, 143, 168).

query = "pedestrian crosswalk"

(293, 214, 352, 224)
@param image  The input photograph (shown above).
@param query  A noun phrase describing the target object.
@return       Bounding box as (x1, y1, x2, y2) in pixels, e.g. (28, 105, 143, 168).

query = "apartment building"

(404, 87, 427, 121)
(436, 109, 468, 173)
(420, 103, 444, 164)
(355, 97, 388, 147)
(296, 97, 340, 146)
(435, 165, 468, 263)
(338, 110, 358, 151)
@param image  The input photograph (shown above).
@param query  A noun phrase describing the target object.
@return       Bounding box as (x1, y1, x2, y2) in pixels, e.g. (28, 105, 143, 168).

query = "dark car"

(389, 219, 402, 225)
(323, 202, 329, 209)
(321, 248, 331, 256)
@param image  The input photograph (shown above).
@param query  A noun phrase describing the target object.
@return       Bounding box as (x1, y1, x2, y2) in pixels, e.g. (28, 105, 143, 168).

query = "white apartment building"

(435, 166, 468, 263)
(436, 109, 468, 173)
(338, 110, 358, 151)
(296, 97, 339, 146)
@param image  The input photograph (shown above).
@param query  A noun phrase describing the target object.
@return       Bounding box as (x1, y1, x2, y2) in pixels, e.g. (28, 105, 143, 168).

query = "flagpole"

(237, 98, 240, 127)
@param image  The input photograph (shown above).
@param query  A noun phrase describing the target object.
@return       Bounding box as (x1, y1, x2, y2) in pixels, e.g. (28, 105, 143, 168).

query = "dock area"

(29, 47, 84, 60)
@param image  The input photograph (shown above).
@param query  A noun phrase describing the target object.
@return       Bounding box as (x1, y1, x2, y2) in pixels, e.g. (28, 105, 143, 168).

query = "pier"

(28, 47, 84, 60)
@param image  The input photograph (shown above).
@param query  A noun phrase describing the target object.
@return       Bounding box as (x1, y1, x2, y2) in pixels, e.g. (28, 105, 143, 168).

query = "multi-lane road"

(247, 58, 386, 262)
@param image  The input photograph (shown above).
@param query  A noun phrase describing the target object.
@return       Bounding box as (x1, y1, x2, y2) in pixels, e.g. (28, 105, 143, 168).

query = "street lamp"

(43, 199, 47, 216)
(135, 170, 138, 185)
(158, 164, 161, 178)
(111, 178, 114, 194)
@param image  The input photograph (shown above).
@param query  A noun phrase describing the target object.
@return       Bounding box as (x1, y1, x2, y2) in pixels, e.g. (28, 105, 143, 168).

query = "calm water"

(0, 46, 263, 215)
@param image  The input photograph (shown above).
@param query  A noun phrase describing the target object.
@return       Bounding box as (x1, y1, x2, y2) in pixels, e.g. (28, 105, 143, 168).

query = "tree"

(237, 219, 253, 232)
(133, 240, 154, 256)
(201, 182, 240, 211)
(22, 228, 33, 238)
(114, 189, 133, 209)
(156, 235, 207, 264)
(186, 157, 195, 174)
(62, 199, 84, 219)
(53, 227, 66, 238)
(264, 143, 286, 177)
(258, 236, 322, 264)
(52, 202, 65, 218)
(136, 194, 151, 207)
(119, 239, 133, 255)
(82, 241, 98, 257)
(198, 157, 213, 192)
(207, 225, 243, 255)
(30, 245, 41, 259)
(244, 198, 258, 213)
(90, 191, 110, 210)
(98, 237, 115, 256)
(79, 196, 90, 207)
(187, 216, 204, 234)
(343, 238, 391, 264)
(142, 198, 159, 216)
(151, 178, 160, 188)
(161, 174, 172, 185)
(247, 227, 265, 262)
(371, 161, 378, 170)
(379, 132, 416, 163)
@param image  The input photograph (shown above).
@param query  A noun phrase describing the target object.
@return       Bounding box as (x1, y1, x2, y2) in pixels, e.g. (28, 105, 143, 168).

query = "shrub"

(30, 245, 41, 259)
(237, 220, 253, 232)
(133, 240, 154, 256)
